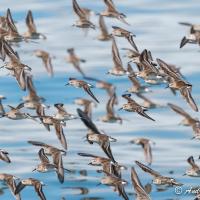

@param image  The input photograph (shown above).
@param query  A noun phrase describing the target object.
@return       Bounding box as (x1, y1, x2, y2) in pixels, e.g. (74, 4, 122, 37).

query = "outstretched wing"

(38, 148, 50, 164)
(77, 108, 101, 134)
(135, 160, 160, 177)
(83, 85, 99, 103)
(35, 183, 46, 200)
(26, 10, 37, 33)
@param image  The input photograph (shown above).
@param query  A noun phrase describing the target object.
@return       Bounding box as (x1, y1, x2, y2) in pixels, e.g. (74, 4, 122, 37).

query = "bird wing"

(36, 104, 50, 131)
(117, 184, 129, 200)
(136, 106, 155, 121)
(15, 181, 26, 195)
(26, 76, 38, 98)
(26, 10, 37, 33)
(127, 65, 141, 89)
(73, 0, 87, 20)
(6, 177, 21, 200)
(168, 103, 192, 118)
(103, 0, 118, 12)
(47, 56, 54, 77)
(135, 160, 160, 177)
(28, 140, 46, 147)
(6, 8, 18, 34)
(112, 36, 124, 70)
(143, 142, 152, 165)
(78, 152, 97, 158)
(0, 150, 11, 163)
(100, 139, 116, 163)
(122, 94, 134, 103)
(38, 148, 50, 164)
(136, 93, 154, 105)
(106, 93, 116, 116)
(157, 58, 180, 79)
(82, 84, 99, 103)
(54, 121, 67, 150)
(35, 183, 46, 200)
(180, 87, 198, 112)
(187, 156, 200, 170)
(99, 15, 109, 36)
(52, 151, 64, 184)
(14, 68, 26, 91)
(77, 108, 101, 134)
(131, 167, 151, 200)
(72, 61, 85, 76)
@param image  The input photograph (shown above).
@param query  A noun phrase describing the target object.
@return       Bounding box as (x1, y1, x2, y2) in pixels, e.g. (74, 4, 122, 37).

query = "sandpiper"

(54, 103, 78, 121)
(15, 178, 46, 200)
(184, 156, 200, 177)
(120, 94, 155, 121)
(112, 26, 138, 51)
(130, 138, 154, 165)
(0, 173, 20, 200)
(179, 22, 200, 48)
(0, 149, 11, 163)
(99, 92, 122, 123)
(131, 167, 151, 200)
(28, 140, 66, 183)
(86, 132, 117, 164)
(66, 48, 86, 77)
(66, 78, 99, 103)
(78, 152, 126, 178)
(126, 64, 150, 94)
(135, 161, 183, 186)
(107, 36, 128, 76)
(78, 152, 112, 173)
(77, 108, 117, 163)
(97, 15, 111, 41)
(72, 0, 95, 29)
(32, 148, 57, 171)
(157, 58, 198, 112)
(24, 10, 46, 39)
(34, 50, 54, 77)
(3, 103, 36, 122)
(100, 0, 129, 25)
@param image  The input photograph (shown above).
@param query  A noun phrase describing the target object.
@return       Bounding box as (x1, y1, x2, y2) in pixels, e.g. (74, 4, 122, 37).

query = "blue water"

(0, 0, 200, 199)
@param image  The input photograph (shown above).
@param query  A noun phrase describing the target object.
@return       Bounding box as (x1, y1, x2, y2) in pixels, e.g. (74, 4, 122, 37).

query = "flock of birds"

(0, 0, 200, 200)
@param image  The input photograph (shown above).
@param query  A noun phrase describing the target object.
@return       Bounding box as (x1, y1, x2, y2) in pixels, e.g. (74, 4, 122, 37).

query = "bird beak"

(65, 83, 69, 86)
(118, 107, 123, 111)
(88, 162, 93, 166)
(32, 168, 36, 172)
(182, 173, 186, 176)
